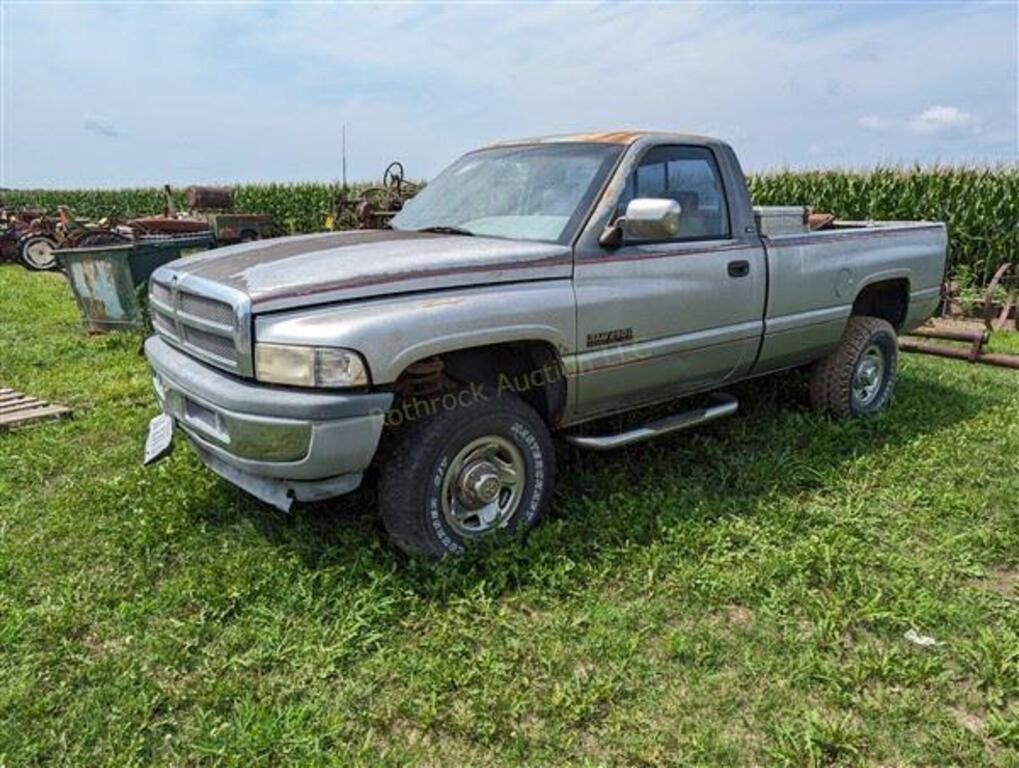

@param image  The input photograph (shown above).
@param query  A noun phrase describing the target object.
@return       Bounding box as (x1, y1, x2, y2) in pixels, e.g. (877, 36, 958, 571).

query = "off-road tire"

(809, 316, 898, 418)
(18, 235, 58, 271)
(377, 388, 555, 557)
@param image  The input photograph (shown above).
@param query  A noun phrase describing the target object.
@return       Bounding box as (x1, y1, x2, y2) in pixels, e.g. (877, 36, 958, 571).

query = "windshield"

(390, 143, 623, 244)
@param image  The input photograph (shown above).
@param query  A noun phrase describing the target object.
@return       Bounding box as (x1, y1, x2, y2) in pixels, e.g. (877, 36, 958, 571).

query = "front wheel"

(809, 316, 898, 418)
(377, 388, 555, 557)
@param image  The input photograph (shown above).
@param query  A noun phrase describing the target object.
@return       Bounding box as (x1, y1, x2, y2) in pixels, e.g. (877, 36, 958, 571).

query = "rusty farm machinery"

(0, 206, 139, 271)
(900, 262, 1019, 370)
(325, 161, 419, 231)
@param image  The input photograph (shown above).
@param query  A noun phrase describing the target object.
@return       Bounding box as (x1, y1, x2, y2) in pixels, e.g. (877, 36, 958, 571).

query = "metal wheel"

(439, 435, 526, 537)
(19, 236, 57, 270)
(852, 343, 885, 407)
(378, 387, 555, 557)
(810, 316, 897, 418)
(383, 161, 406, 189)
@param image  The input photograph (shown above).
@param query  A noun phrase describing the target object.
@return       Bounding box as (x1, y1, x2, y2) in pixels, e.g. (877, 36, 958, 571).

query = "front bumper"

(144, 336, 393, 510)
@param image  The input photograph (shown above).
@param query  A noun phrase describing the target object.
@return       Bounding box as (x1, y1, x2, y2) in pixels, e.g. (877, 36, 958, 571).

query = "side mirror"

(599, 198, 681, 248)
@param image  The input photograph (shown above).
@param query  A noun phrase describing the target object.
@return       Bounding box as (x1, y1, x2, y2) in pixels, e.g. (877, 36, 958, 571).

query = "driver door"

(573, 144, 766, 418)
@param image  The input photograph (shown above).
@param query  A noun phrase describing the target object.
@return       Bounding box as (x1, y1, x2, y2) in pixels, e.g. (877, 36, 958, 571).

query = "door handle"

(727, 260, 750, 278)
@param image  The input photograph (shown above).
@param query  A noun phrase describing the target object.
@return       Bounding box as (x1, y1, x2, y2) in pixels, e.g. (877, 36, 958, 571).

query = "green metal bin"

(57, 235, 211, 332)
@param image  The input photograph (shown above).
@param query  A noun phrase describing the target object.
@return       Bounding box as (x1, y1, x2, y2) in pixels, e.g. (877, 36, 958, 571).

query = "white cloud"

(858, 115, 889, 133)
(857, 105, 984, 142)
(82, 115, 120, 138)
(907, 105, 978, 138)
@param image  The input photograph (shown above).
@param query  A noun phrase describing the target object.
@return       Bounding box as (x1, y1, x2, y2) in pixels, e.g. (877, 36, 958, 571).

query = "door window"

(618, 145, 730, 241)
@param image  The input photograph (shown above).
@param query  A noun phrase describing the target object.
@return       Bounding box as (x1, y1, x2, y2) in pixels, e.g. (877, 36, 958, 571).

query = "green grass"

(987, 331, 1019, 357)
(1, 266, 1017, 767)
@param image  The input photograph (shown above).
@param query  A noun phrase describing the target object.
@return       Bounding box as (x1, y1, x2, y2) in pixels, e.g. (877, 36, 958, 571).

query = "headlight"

(254, 343, 369, 388)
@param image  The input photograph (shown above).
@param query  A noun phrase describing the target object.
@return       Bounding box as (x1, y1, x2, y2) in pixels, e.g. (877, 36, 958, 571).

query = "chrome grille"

(151, 308, 175, 335)
(150, 281, 171, 306)
(183, 325, 236, 360)
(178, 292, 235, 325)
(148, 272, 253, 376)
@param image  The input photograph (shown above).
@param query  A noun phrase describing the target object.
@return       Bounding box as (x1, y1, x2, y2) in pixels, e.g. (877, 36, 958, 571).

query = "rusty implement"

(899, 337, 1019, 369)
(940, 261, 1018, 331)
(0, 387, 72, 432)
(0, 209, 60, 269)
(177, 185, 275, 244)
(203, 212, 275, 243)
(900, 261, 1019, 370)
(329, 161, 420, 231)
(983, 262, 1018, 332)
(185, 186, 235, 211)
(900, 321, 1019, 370)
(58, 235, 212, 332)
(49, 206, 138, 256)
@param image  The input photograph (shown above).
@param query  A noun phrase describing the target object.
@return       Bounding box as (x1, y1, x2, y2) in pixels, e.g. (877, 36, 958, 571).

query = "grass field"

(0, 266, 1016, 766)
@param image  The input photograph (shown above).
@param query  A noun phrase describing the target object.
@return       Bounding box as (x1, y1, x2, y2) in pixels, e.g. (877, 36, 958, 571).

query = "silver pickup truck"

(144, 131, 946, 556)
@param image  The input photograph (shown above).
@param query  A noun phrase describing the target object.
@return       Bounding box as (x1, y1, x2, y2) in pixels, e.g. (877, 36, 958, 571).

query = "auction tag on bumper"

(143, 413, 175, 466)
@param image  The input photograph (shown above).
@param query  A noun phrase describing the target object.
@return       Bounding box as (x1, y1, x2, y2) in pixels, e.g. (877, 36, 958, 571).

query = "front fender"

(254, 281, 576, 384)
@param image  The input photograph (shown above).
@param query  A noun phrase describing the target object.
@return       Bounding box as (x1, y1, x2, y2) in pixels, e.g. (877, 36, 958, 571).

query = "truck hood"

(164, 230, 572, 313)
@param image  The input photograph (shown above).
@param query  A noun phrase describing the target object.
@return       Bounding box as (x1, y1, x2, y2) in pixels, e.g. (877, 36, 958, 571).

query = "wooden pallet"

(0, 388, 72, 432)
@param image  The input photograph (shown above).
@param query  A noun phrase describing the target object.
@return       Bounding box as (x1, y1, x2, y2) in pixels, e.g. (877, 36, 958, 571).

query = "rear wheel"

(809, 316, 898, 417)
(377, 388, 555, 557)
(18, 235, 58, 270)
(239, 229, 259, 243)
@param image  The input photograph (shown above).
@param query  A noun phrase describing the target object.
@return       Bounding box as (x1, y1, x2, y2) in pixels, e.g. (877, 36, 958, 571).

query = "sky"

(1, 0, 1016, 188)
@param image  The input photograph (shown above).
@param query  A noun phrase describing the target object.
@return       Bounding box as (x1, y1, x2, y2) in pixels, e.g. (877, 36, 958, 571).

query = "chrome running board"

(563, 393, 739, 451)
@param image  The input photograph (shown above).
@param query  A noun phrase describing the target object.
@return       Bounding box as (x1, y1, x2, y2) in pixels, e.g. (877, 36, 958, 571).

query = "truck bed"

(751, 218, 948, 373)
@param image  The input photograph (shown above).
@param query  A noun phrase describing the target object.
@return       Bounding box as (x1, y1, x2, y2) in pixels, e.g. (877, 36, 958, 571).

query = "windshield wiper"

(415, 225, 475, 236)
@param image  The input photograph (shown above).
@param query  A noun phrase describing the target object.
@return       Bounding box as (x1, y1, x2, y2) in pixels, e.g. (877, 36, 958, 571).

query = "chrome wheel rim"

(440, 435, 526, 537)
(852, 343, 885, 406)
(24, 239, 55, 269)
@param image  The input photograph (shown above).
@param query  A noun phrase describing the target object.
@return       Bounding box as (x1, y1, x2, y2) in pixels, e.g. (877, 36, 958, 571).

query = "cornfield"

(747, 166, 1018, 286)
(3, 166, 1016, 285)
(0, 183, 377, 238)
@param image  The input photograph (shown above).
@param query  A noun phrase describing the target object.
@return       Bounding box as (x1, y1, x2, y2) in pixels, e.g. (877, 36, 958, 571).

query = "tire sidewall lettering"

(425, 414, 546, 553)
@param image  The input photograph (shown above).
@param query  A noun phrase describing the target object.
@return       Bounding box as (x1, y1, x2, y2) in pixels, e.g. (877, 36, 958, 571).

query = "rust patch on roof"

(553, 130, 648, 144)
(485, 130, 649, 149)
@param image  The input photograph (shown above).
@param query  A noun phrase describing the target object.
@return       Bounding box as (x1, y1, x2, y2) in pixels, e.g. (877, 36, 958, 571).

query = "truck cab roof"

(485, 130, 728, 150)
